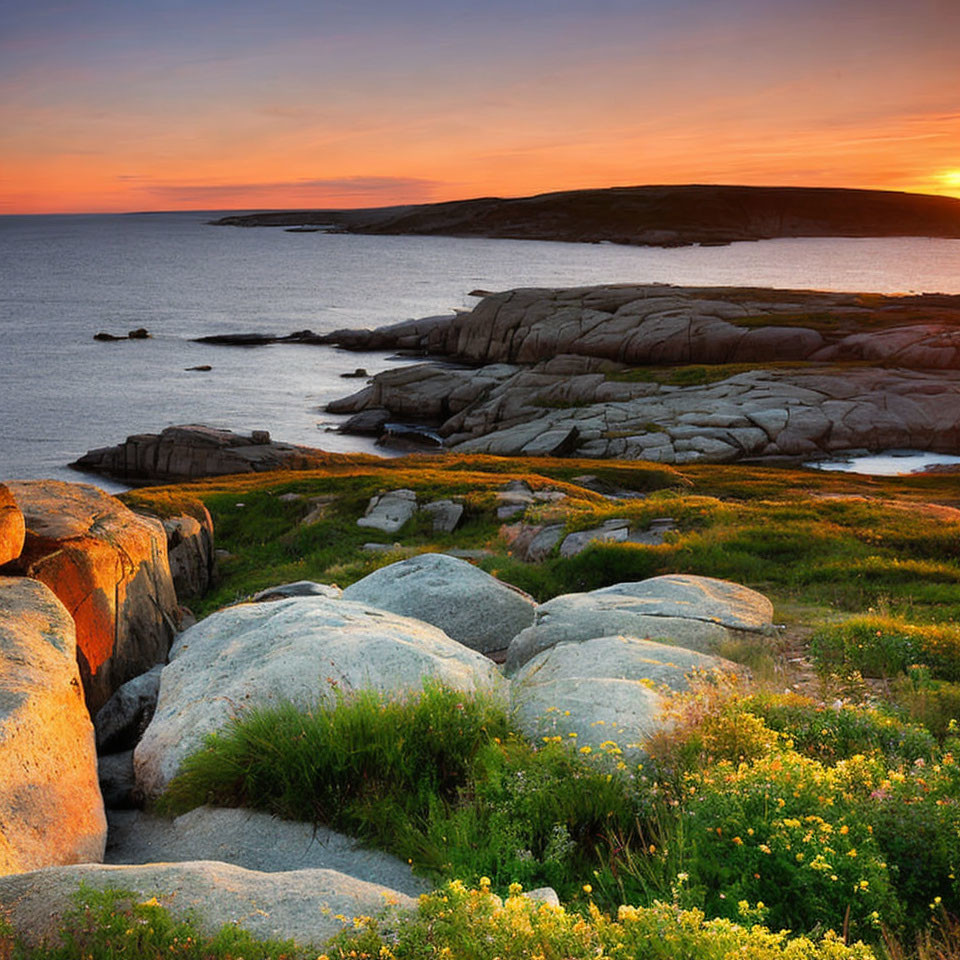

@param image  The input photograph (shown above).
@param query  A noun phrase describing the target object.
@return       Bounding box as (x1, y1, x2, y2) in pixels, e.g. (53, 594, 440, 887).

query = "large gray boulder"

(0, 861, 416, 948)
(511, 635, 739, 753)
(135, 595, 504, 799)
(0, 577, 106, 875)
(505, 574, 773, 673)
(106, 806, 427, 896)
(342, 553, 537, 655)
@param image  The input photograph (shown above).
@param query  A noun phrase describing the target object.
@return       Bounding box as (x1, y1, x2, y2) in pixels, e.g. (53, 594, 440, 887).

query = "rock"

(512, 674, 666, 754)
(342, 407, 391, 435)
(505, 574, 773, 673)
(128, 327, 151, 339)
(94, 664, 164, 753)
(342, 553, 537, 656)
(250, 581, 342, 602)
(186, 364, 212, 371)
(356, 488, 418, 533)
(106, 806, 427, 895)
(159, 505, 215, 601)
(559, 519, 630, 558)
(323, 285, 960, 464)
(341, 367, 369, 378)
(98, 751, 137, 809)
(93, 331, 125, 341)
(514, 635, 742, 691)
(7, 481, 178, 713)
(0, 861, 416, 948)
(70, 424, 328, 484)
(0, 577, 106, 874)
(421, 499, 463, 533)
(526, 886, 561, 907)
(134, 595, 503, 799)
(0, 483, 25, 566)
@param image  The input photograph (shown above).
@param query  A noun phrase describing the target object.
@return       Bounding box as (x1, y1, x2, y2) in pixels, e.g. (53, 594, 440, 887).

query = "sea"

(3, 211, 960, 490)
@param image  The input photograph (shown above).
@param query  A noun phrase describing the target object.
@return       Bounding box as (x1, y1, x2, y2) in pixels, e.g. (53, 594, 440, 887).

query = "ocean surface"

(3, 211, 960, 489)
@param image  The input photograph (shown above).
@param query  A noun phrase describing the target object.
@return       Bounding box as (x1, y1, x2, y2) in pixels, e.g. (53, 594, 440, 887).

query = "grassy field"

(105, 453, 960, 955)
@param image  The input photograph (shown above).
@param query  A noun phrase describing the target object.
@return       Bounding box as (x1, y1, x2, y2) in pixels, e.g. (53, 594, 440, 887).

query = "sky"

(2, 0, 959, 213)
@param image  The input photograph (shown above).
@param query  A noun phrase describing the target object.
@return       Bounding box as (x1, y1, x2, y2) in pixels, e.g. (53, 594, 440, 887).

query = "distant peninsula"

(210, 184, 960, 247)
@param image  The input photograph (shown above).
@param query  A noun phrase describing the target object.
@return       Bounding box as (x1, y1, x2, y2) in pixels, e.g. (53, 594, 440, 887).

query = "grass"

(159, 682, 650, 902)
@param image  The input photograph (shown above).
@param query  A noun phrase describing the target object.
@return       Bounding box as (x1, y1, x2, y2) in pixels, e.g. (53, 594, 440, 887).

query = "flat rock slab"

(594, 575, 773, 630)
(0, 861, 416, 949)
(0, 484, 25, 566)
(250, 581, 342, 602)
(342, 553, 537, 655)
(421, 499, 463, 533)
(0, 577, 106, 875)
(505, 574, 773, 672)
(106, 806, 428, 897)
(135, 594, 504, 798)
(357, 489, 417, 533)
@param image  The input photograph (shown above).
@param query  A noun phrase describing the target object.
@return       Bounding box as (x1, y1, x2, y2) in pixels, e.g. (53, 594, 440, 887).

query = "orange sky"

(2, 0, 958, 214)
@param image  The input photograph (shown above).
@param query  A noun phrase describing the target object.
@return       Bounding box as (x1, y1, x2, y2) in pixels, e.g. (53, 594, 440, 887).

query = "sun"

(940, 170, 960, 189)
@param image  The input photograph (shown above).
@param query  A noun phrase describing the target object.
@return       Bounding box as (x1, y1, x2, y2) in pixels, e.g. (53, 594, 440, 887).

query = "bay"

(3, 210, 960, 487)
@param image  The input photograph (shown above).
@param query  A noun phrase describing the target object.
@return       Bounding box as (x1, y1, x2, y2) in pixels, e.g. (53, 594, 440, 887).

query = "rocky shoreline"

(321, 283, 960, 464)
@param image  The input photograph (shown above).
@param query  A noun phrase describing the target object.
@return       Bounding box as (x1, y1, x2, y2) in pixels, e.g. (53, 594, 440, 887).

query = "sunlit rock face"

(0, 484, 25, 567)
(0, 576, 106, 875)
(6, 481, 178, 713)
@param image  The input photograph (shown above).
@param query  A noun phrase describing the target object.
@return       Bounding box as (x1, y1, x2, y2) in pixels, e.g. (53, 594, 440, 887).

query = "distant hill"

(211, 184, 960, 247)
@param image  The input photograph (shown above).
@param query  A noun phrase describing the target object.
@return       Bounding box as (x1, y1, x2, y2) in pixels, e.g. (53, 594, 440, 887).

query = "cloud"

(137, 175, 443, 206)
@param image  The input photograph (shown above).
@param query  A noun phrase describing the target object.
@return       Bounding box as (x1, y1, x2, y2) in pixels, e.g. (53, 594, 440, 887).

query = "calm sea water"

(3, 211, 960, 488)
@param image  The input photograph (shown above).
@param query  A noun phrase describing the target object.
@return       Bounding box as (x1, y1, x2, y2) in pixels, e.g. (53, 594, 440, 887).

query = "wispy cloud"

(138, 176, 443, 206)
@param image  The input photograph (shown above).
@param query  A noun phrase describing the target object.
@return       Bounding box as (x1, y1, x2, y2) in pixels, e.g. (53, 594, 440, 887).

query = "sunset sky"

(2, 0, 959, 214)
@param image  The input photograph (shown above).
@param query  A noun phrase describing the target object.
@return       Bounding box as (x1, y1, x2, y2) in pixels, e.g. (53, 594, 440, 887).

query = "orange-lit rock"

(7, 481, 178, 713)
(0, 484, 25, 567)
(0, 576, 107, 875)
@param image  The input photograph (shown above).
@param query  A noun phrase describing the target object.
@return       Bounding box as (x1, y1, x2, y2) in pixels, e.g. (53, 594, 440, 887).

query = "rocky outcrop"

(135, 595, 504, 799)
(6, 481, 178, 713)
(342, 553, 537, 655)
(161, 505, 216, 601)
(324, 285, 960, 464)
(212, 185, 960, 247)
(71, 424, 332, 485)
(0, 483, 25, 567)
(357, 488, 418, 533)
(333, 358, 960, 465)
(0, 861, 416, 948)
(0, 577, 106, 875)
(505, 575, 774, 673)
(511, 635, 739, 753)
(106, 806, 427, 895)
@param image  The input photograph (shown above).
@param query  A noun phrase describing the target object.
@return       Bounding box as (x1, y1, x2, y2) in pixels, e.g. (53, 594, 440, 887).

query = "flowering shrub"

(326, 880, 878, 960)
(680, 752, 900, 938)
(811, 617, 960, 681)
(744, 693, 936, 763)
